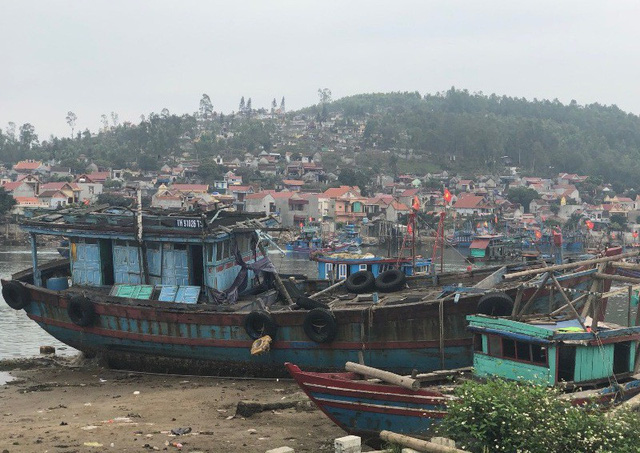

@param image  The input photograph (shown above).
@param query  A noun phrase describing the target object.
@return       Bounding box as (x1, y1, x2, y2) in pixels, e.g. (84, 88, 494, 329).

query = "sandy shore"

(0, 356, 354, 453)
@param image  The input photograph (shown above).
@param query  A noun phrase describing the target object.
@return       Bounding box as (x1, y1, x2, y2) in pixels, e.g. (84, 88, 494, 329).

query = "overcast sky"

(2, 0, 640, 138)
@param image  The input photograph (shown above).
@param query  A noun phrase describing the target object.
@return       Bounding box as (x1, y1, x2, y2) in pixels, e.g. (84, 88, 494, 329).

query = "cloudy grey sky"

(1, 0, 639, 138)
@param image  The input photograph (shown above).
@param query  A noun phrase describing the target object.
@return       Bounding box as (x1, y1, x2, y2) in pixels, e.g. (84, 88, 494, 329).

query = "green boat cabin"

(467, 315, 640, 387)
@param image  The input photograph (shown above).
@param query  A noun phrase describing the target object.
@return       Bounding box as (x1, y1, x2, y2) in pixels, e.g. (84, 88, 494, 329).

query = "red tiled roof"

(88, 172, 110, 181)
(2, 182, 23, 191)
(453, 195, 485, 209)
(228, 185, 251, 192)
(14, 197, 40, 204)
(400, 188, 419, 197)
(38, 190, 67, 198)
(14, 161, 43, 170)
(282, 180, 304, 186)
(391, 201, 410, 211)
(324, 186, 358, 198)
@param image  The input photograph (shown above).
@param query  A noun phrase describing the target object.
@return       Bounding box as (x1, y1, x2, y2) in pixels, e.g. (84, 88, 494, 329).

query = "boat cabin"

(468, 315, 640, 387)
(469, 235, 516, 262)
(22, 207, 277, 304)
(314, 252, 431, 281)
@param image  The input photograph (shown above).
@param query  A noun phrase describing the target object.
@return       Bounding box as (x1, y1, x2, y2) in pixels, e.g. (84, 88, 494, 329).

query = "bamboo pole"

(629, 285, 634, 327)
(345, 362, 419, 391)
(258, 243, 294, 305)
(549, 274, 588, 332)
(308, 279, 345, 299)
(503, 251, 640, 280)
(611, 261, 640, 271)
(581, 263, 606, 318)
(549, 294, 587, 316)
(379, 431, 467, 453)
(516, 272, 550, 317)
(601, 284, 640, 299)
(511, 286, 524, 317)
(594, 273, 640, 284)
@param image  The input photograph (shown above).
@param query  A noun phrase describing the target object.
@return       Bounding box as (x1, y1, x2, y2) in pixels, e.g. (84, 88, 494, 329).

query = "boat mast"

(136, 188, 150, 284)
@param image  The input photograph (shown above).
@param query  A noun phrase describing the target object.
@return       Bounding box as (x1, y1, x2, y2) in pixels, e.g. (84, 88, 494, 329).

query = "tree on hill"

(507, 187, 539, 213)
(0, 187, 16, 215)
(199, 94, 213, 119)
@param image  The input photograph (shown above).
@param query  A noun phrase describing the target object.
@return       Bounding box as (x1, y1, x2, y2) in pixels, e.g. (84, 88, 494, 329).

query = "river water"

(0, 244, 630, 361)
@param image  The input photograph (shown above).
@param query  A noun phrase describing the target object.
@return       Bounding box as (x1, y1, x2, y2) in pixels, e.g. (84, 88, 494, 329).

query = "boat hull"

(286, 363, 450, 442)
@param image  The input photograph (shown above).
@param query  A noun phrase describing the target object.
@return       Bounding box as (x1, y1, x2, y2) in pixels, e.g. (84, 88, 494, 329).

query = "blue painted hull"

(3, 259, 610, 377)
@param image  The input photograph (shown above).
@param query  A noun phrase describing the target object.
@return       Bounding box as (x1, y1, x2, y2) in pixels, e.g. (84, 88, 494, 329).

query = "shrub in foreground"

(436, 379, 640, 453)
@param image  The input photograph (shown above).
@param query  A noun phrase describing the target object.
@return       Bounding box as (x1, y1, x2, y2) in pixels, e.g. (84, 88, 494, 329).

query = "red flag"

(633, 231, 638, 238)
(443, 189, 452, 203)
(407, 223, 413, 234)
(412, 196, 420, 211)
(585, 220, 594, 230)
(535, 230, 542, 240)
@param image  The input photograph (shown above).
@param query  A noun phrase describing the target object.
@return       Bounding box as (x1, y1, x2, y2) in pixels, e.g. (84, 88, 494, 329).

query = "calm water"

(0, 246, 75, 360)
(0, 244, 630, 360)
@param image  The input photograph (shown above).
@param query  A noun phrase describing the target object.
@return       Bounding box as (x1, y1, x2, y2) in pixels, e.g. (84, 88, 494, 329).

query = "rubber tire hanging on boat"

(477, 292, 514, 316)
(303, 308, 338, 343)
(295, 295, 329, 310)
(67, 296, 97, 327)
(244, 310, 278, 340)
(2, 280, 30, 310)
(345, 270, 375, 294)
(375, 269, 406, 292)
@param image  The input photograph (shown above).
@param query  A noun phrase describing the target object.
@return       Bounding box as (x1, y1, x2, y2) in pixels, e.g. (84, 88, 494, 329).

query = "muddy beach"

(0, 356, 355, 453)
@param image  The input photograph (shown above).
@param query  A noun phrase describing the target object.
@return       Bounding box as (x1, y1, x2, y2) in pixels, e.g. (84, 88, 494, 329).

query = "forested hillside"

(2, 88, 640, 189)
(321, 89, 640, 187)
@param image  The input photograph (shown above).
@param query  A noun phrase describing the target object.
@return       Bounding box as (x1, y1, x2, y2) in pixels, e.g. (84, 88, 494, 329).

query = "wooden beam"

(503, 251, 640, 280)
(345, 362, 420, 391)
(379, 431, 467, 453)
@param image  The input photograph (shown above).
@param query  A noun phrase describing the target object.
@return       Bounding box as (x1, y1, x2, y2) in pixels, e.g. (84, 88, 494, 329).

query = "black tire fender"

(244, 310, 278, 340)
(2, 280, 30, 310)
(477, 292, 514, 316)
(345, 270, 375, 294)
(295, 296, 329, 310)
(375, 269, 406, 293)
(67, 295, 98, 327)
(303, 308, 338, 343)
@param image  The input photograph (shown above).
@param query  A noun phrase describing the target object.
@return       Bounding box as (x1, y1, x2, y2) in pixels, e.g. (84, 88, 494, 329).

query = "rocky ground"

(0, 356, 354, 453)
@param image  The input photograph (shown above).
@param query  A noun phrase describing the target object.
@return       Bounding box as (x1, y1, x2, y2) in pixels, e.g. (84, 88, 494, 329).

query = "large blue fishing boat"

(0, 206, 624, 376)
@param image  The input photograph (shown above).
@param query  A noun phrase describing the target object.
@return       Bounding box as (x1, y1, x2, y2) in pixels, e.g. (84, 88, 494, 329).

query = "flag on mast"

(443, 188, 452, 204)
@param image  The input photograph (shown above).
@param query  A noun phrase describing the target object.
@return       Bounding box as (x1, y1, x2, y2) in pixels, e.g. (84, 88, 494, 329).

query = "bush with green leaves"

(436, 379, 640, 453)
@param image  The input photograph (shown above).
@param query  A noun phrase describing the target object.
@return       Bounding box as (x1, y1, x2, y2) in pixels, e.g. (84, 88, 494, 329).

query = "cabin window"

(502, 339, 516, 358)
(338, 264, 347, 279)
(474, 334, 483, 352)
(175, 244, 187, 251)
(359, 264, 368, 271)
(516, 341, 531, 362)
(216, 242, 225, 261)
(325, 263, 333, 279)
(206, 244, 214, 263)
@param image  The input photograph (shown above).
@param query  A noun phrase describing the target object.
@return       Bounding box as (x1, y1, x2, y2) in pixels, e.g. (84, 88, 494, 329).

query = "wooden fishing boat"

(0, 205, 630, 376)
(287, 313, 640, 441)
